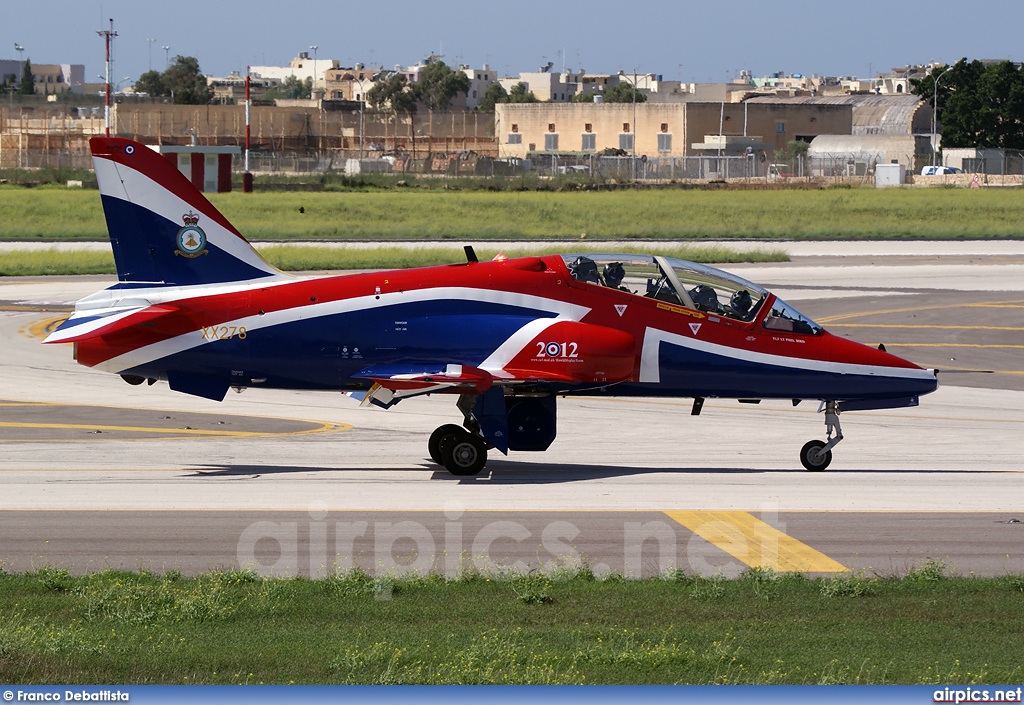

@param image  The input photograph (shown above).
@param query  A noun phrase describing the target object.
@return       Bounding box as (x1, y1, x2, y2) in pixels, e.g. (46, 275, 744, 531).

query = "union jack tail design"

(90, 137, 283, 286)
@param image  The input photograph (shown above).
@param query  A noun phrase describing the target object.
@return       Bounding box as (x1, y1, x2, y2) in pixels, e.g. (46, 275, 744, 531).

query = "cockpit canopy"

(561, 253, 822, 334)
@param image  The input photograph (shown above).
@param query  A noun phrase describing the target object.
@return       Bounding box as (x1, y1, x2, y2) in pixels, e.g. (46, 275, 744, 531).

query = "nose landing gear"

(800, 400, 843, 471)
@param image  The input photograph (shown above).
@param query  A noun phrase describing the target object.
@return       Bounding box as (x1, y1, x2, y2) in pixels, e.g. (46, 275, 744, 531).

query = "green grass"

(1, 563, 1023, 684)
(0, 245, 788, 277)
(2, 187, 1024, 241)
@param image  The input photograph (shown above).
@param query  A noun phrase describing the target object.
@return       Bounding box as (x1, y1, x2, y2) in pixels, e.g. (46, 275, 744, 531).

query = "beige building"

(495, 101, 852, 158)
(0, 61, 84, 95)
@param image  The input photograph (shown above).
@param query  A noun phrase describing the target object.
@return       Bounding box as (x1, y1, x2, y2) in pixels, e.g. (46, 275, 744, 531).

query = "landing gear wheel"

(428, 424, 465, 465)
(800, 439, 832, 472)
(441, 430, 488, 476)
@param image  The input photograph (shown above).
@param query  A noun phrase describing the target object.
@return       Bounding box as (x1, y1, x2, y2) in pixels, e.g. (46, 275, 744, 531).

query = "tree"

(133, 70, 165, 97)
(17, 60, 35, 95)
(774, 139, 810, 163)
(163, 56, 213, 104)
(280, 75, 313, 99)
(603, 82, 646, 103)
(913, 59, 1024, 150)
(367, 72, 418, 115)
(477, 82, 508, 112)
(135, 56, 212, 104)
(507, 82, 538, 103)
(572, 91, 595, 103)
(0, 73, 17, 96)
(414, 60, 470, 111)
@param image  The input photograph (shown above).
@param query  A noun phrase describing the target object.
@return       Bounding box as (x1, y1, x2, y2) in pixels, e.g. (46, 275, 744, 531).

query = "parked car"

(920, 165, 964, 175)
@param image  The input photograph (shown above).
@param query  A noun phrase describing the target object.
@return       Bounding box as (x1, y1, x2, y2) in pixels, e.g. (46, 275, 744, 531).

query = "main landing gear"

(428, 424, 488, 476)
(428, 394, 489, 476)
(800, 400, 843, 471)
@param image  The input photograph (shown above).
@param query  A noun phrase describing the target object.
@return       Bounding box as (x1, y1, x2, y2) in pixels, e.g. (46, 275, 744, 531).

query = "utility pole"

(147, 38, 155, 72)
(244, 66, 253, 193)
(162, 45, 170, 70)
(931, 65, 954, 167)
(97, 19, 117, 137)
(310, 45, 318, 96)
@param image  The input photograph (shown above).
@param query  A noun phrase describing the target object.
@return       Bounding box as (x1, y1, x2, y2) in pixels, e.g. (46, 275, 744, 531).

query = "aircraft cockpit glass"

(762, 299, 823, 336)
(560, 254, 769, 323)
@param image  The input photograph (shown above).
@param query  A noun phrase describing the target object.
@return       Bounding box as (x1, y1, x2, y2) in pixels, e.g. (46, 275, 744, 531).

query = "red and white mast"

(97, 18, 117, 137)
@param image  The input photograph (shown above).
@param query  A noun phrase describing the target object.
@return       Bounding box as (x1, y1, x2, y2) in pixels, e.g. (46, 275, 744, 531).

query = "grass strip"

(0, 245, 788, 277)
(0, 562, 1021, 685)
(3, 187, 1024, 241)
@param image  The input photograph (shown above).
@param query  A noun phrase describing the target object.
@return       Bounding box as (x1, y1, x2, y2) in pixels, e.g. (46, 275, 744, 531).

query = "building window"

(511, 124, 519, 133)
(472, 90, 477, 98)
(544, 133, 559, 151)
(657, 134, 672, 153)
(661, 123, 669, 133)
(623, 122, 631, 133)
(548, 123, 556, 132)
(776, 121, 785, 134)
(619, 134, 634, 152)
(508, 133, 522, 144)
(584, 123, 592, 133)
(528, 143, 536, 151)
(582, 133, 596, 151)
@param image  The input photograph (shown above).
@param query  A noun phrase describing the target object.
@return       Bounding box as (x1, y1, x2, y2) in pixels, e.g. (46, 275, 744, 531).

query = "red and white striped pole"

(243, 66, 253, 193)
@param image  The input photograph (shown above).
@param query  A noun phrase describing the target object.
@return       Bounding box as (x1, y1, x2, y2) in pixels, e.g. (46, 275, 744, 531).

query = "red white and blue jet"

(45, 137, 939, 475)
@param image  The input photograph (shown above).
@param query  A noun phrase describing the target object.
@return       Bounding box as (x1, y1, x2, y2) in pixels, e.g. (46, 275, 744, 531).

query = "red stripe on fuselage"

(75, 257, 569, 368)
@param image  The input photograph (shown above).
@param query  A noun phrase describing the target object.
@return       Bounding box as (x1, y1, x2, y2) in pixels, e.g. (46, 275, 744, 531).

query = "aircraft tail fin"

(90, 137, 284, 286)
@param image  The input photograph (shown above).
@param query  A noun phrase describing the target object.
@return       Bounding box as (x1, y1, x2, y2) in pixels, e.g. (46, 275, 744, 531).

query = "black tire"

(441, 430, 488, 476)
(800, 439, 832, 472)
(428, 424, 464, 465)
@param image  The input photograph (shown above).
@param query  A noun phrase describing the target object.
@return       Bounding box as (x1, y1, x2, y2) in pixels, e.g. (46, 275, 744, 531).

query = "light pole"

(147, 38, 155, 71)
(931, 65, 953, 167)
(309, 45, 318, 97)
(14, 43, 24, 63)
(162, 46, 170, 70)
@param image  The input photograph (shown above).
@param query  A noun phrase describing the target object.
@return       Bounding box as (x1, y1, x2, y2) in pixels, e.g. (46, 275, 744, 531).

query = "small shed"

(875, 163, 906, 187)
(155, 145, 241, 193)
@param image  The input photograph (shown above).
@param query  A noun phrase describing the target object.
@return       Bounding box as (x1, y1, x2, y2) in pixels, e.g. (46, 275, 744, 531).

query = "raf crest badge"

(174, 212, 208, 258)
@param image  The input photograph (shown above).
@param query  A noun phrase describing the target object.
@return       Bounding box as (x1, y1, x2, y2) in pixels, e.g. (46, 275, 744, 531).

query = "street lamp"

(310, 45, 318, 96)
(931, 65, 954, 167)
(162, 46, 170, 70)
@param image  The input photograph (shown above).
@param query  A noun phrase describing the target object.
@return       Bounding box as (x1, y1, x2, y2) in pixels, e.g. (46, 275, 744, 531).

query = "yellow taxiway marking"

(883, 343, 1024, 349)
(665, 510, 848, 573)
(817, 299, 1024, 324)
(0, 420, 350, 439)
(18, 316, 69, 341)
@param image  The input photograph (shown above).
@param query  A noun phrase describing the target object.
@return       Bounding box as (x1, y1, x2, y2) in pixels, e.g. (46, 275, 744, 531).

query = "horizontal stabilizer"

(43, 304, 179, 344)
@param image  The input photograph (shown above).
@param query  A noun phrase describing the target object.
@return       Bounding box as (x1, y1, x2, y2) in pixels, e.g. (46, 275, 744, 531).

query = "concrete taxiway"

(1, 242, 1022, 577)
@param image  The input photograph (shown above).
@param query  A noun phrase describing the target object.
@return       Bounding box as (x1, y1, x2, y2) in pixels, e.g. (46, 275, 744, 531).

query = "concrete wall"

(495, 102, 852, 158)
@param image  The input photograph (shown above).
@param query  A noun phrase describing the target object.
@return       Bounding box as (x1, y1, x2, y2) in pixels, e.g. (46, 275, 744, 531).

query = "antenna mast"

(97, 18, 118, 137)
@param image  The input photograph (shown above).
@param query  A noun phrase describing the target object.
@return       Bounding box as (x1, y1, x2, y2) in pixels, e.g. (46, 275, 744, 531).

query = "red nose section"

(504, 320, 636, 384)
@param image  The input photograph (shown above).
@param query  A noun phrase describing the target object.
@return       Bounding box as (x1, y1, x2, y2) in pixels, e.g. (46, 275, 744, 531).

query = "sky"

(3, 0, 1022, 87)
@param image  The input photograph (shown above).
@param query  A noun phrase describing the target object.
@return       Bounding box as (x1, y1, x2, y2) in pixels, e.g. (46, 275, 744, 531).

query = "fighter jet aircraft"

(45, 137, 938, 475)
